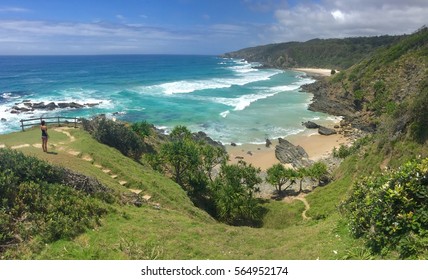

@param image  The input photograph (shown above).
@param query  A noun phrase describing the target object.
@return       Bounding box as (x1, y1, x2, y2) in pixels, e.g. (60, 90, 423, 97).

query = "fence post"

(74, 117, 77, 128)
(20, 120, 24, 131)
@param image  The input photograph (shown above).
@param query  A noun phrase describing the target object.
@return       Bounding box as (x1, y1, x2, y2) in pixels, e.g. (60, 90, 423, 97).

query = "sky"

(0, 0, 427, 55)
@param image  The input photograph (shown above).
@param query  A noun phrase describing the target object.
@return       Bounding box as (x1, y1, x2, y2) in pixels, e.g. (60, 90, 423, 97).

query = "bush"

(341, 158, 428, 258)
(131, 121, 152, 138)
(82, 116, 146, 161)
(0, 148, 109, 255)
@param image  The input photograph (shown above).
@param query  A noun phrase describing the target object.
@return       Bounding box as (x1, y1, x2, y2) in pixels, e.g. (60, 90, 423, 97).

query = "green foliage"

(0, 148, 63, 184)
(210, 161, 263, 226)
(307, 162, 329, 185)
(265, 164, 297, 194)
(131, 121, 152, 138)
(333, 136, 373, 159)
(408, 80, 428, 143)
(341, 158, 428, 258)
(0, 149, 108, 254)
(225, 35, 403, 69)
(82, 116, 146, 161)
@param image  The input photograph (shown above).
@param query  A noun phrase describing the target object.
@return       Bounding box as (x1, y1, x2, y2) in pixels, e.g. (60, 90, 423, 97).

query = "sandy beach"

(226, 126, 350, 171)
(291, 67, 334, 77)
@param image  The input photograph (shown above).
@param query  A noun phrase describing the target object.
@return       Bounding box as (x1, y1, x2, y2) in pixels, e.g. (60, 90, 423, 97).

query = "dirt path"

(284, 194, 311, 220)
(293, 196, 311, 220)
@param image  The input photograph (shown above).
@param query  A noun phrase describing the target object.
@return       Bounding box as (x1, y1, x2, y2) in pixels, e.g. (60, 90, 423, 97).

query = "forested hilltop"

(223, 35, 404, 70)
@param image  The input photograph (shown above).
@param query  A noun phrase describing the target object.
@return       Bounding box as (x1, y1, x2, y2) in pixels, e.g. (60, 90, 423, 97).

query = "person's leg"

(42, 137, 47, 152)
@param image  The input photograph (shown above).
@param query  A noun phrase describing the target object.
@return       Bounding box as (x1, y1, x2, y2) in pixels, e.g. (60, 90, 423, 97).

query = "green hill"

(0, 126, 363, 260)
(222, 35, 404, 70)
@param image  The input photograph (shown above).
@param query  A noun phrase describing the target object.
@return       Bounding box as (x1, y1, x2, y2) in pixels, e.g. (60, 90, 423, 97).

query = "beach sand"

(291, 68, 333, 77)
(225, 67, 344, 170)
(226, 129, 349, 171)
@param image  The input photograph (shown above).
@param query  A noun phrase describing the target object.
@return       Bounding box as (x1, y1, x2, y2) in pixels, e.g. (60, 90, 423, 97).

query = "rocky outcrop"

(318, 126, 337, 135)
(302, 121, 320, 129)
(275, 138, 313, 168)
(192, 131, 225, 150)
(8, 101, 100, 114)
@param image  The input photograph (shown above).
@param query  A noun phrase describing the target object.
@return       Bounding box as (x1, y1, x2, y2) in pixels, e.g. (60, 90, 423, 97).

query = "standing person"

(41, 120, 48, 152)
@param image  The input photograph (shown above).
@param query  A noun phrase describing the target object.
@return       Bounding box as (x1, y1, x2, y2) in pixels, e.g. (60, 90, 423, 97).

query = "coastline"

(291, 67, 333, 77)
(225, 67, 344, 170)
(226, 121, 349, 171)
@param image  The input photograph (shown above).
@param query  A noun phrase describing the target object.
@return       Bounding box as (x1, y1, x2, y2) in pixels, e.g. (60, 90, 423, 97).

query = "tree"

(210, 161, 262, 225)
(266, 164, 298, 195)
(198, 145, 228, 182)
(296, 167, 308, 193)
(154, 126, 200, 188)
(307, 162, 329, 186)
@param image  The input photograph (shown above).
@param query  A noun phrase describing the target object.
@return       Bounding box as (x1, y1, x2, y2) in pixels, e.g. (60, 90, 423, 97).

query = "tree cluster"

(147, 126, 264, 226)
(265, 162, 329, 197)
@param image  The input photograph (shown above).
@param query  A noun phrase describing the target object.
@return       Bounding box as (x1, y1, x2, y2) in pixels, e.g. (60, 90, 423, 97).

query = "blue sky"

(0, 0, 427, 55)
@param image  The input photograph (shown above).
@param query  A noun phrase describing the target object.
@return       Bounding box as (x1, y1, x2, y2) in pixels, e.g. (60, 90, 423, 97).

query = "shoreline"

(225, 122, 350, 171)
(291, 67, 333, 77)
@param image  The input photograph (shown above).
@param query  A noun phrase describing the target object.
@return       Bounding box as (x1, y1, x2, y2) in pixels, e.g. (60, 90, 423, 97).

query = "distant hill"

(223, 35, 404, 70)
(305, 26, 428, 139)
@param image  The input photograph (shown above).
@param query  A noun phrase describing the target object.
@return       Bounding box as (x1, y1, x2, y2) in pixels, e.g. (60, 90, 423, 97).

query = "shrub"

(131, 121, 152, 138)
(82, 116, 146, 161)
(0, 148, 109, 255)
(341, 158, 428, 258)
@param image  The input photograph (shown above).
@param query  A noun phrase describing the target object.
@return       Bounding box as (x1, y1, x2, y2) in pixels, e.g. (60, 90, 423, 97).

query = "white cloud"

(267, 0, 428, 43)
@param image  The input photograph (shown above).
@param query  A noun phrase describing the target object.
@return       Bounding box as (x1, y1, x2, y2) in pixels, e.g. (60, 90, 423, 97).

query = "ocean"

(0, 55, 336, 144)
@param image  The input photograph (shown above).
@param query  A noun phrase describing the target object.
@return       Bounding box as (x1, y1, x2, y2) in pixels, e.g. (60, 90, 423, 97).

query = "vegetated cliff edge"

(304, 27, 428, 136)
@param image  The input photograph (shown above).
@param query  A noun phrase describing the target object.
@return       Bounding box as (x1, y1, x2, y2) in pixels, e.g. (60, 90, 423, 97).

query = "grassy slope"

(0, 126, 363, 259)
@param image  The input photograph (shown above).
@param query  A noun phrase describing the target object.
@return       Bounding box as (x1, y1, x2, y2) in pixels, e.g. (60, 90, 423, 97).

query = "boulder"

(302, 121, 320, 129)
(318, 126, 337, 136)
(45, 102, 58, 110)
(192, 131, 225, 150)
(275, 138, 313, 168)
(265, 138, 272, 148)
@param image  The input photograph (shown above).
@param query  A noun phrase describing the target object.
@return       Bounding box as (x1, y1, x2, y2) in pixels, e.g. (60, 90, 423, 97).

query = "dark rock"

(275, 138, 313, 168)
(85, 103, 100, 107)
(231, 142, 237, 146)
(1, 118, 7, 122)
(318, 126, 337, 135)
(247, 151, 253, 156)
(68, 102, 84, 109)
(302, 121, 320, 129)
(31, 102, 46, 109)
(235, 156, 244, 160)
(192, 131, 225, 150)
(45, 102, 58, 110)
(265, 138, 272, 148)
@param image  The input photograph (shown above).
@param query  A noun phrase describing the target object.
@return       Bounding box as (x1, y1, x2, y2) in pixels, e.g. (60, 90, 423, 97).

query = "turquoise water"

(0, 55, 334, 144)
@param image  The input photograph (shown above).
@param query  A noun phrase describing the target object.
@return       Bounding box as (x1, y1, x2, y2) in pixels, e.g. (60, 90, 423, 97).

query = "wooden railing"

(20, 116, 81, 131)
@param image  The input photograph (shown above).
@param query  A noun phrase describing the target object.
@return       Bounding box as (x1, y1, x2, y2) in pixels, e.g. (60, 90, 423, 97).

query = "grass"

(0, 125, 368, 259)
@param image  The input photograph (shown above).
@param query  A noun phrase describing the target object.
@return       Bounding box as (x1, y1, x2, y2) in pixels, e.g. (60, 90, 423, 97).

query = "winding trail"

(293, 196, 311, 220)
(283, 194, 311, 221)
